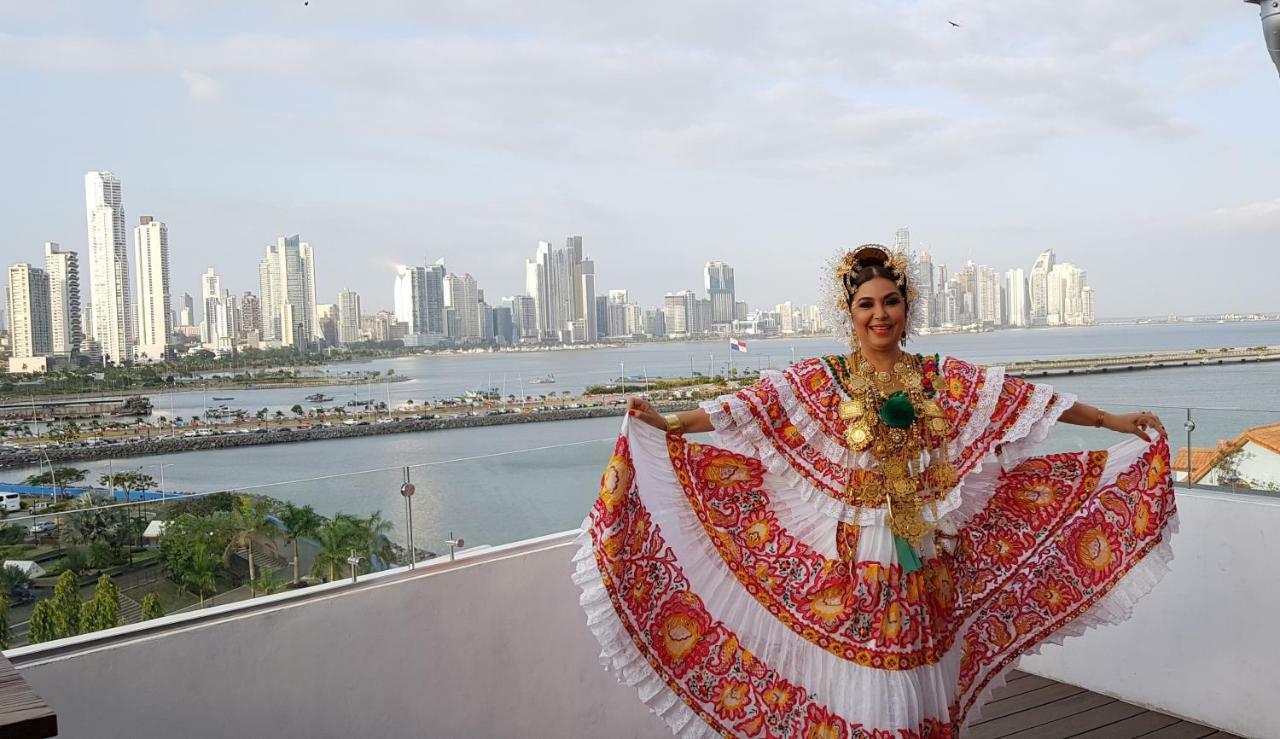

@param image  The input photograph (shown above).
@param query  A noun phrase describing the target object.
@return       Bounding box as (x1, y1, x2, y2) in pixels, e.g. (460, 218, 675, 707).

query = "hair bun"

(851, 244, 891, 269)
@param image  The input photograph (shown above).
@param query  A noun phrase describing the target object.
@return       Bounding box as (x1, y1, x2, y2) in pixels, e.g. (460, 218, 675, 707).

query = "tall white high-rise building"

(525, 239, 594, 342)
(132, 216, 172, 361)
(337, 288, 362, 345)
(1029, 250, 1055, 326)
(976, 265, 1002, 326)
(1005, 268, 1029, 328)
(663, 290, 696, 336)
(394, 265, 429, 335)
(84, 171, 132, 364)
(704, 261, 735, 324)
(917, 251, 935, 328)
(895, 227, 910, 254)
(201, 267, 223, 346)
(301, 242, 320, 338)
(43, 242, 81, 356)
(443, 272, 482, 341)
(1081, 286, 1095, 325)
(580, 258, 598, 342)
(259, 235, 315, 349)
(7, 263, 52, 360)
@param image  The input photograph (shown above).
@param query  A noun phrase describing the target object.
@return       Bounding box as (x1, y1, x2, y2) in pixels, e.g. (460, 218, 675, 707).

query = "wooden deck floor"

(969, 671, 1242, 739)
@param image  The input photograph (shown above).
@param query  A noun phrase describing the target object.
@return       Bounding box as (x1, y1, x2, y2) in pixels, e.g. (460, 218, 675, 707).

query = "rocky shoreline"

(0, 401, 701, 470)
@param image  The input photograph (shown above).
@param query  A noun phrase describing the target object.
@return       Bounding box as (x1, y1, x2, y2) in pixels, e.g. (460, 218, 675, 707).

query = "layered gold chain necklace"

(829, 352, 956, 551)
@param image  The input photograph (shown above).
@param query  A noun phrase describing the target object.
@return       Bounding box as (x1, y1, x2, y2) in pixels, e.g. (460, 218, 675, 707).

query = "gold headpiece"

(823, 243, 924, 339)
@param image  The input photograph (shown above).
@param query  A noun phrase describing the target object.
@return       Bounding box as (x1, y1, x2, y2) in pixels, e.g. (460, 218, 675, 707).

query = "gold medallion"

(923, 399, 943, 417)
(930, 417, 949, 434)
(845, 423, 871, 450)
(838, 399, 864, 420)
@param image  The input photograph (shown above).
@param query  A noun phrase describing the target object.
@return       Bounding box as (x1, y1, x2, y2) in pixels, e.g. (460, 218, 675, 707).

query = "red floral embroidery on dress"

(587, 436, 955, 738)
(948, 439, 1176, 722)
(668, 436, 960, 670)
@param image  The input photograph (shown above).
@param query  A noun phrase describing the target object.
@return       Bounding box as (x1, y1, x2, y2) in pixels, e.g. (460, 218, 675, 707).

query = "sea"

(7, 321, 1279, 555)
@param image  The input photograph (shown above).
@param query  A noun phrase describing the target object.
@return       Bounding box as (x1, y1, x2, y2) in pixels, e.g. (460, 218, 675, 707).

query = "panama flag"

(730, 337, 748, 353)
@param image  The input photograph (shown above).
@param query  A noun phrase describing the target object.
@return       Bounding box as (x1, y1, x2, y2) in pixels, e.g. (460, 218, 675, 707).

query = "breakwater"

(1005, 346, 1280, 377)
(0, 401, 700, 470)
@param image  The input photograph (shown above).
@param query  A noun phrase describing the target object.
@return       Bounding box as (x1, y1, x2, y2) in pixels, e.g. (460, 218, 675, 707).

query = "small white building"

(1174, 423, 1280, 491)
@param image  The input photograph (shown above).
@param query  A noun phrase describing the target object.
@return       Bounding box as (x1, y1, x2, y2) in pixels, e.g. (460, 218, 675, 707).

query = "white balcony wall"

(9, 533, 670, 739)
(8, 488, 1276, 738)
(1020, 487, 1280, 739)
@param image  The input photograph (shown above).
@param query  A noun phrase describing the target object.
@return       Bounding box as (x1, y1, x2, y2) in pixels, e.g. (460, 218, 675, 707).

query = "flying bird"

(948, 20, 961, 27)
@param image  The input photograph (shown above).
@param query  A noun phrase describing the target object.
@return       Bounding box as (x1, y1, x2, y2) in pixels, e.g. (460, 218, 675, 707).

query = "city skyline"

(1, 4, 1276, 320)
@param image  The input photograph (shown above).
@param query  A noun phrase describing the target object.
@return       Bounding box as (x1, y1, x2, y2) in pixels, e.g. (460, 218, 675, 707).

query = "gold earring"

(850, 333, 861, 353)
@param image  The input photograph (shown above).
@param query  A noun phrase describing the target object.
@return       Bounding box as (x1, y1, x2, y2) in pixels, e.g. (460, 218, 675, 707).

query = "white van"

(0, 493, 20, 512)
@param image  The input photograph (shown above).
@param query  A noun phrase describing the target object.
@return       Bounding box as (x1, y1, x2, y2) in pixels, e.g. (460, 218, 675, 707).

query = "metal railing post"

(401, 466, 416, 569)
(1184, 408, 1196, 489)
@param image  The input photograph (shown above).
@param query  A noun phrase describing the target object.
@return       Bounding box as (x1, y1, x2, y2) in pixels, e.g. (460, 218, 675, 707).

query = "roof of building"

(1174, 422, 1280, 483)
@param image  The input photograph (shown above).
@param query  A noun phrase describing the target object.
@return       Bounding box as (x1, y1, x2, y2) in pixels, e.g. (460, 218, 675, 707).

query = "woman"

(574, 244, 1175, 738)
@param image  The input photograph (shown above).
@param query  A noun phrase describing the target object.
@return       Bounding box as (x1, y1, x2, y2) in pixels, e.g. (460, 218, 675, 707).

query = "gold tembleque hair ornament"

(821, 243, 925, 342)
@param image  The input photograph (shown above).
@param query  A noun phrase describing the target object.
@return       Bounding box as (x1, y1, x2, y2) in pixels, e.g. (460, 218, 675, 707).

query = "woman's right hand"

(627, 397, 667, 431)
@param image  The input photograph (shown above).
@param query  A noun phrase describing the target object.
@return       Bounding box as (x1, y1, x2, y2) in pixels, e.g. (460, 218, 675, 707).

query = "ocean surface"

(9, 322, 1278, 555)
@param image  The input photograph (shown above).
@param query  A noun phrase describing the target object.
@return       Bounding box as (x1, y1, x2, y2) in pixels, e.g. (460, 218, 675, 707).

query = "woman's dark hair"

(842, 248, 908, 312)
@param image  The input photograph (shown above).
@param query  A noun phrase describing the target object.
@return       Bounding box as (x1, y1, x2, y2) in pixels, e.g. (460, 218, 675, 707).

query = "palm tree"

(278, 503, 323, 585)
(310, 516, 354, 582)
(61, 492, 127, 547)
(354, 511, 396, 565)
(223, 496, 282, 596)
(179, 540, 220, 608)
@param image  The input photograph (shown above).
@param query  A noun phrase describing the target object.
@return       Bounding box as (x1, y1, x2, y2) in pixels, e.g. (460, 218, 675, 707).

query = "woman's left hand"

(1103, 411, 1167, 442)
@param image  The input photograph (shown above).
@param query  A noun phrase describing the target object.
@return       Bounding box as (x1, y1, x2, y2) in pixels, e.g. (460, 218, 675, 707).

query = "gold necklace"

(834, 352, 957, 548)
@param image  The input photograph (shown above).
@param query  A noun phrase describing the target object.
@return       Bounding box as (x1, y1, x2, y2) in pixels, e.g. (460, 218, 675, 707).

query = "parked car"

(30, 520, 57, 535)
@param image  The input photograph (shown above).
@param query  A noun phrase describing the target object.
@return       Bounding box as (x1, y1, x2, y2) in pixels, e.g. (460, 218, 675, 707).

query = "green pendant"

(879, 391, 916, 429)
(894, 534, 922, 575)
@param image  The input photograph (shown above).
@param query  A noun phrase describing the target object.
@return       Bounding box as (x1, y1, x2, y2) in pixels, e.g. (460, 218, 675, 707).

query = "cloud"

(0, 1, 1235, 178)
(1206, 197, 1280, 227)
(179, 70, 222, 103)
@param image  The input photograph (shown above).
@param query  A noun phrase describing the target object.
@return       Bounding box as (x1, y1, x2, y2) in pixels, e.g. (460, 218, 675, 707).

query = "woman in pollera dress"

(575, 243, 1174, 738)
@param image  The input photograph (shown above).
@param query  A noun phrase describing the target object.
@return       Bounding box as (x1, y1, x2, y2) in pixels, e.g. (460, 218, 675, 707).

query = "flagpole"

(728, 338, 733, 375)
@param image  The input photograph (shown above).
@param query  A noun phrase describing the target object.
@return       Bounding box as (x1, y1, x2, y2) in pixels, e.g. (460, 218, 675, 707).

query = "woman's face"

(849, 276, 907, 352)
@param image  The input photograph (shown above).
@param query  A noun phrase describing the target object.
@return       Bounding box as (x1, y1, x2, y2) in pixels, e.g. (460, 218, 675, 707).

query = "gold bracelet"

(663, 413, 684, 435)
(1094, 409, 1106, 428)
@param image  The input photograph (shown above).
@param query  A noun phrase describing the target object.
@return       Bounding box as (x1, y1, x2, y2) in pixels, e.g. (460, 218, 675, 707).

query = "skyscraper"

(259, 235, 315, 349)
(917, 251, 935, 328)
(133, 216, 172, 361)
(526, 239, 594, 342)
(84, 171, 132, 364)
(663, 290, 696, 336)
(337, 288, 362, 345)
(201, 268, 223, 346)
(580, 258, 598, 341)
(443, 272, 482, 341)
(976, 265, 1002, 327)
(178, 292, 195, 327)
(423, 259, 447, 336)
(704, 261, 735, 324)
(43, 242, 81, 356)
(394, 266, 424, 333)
(239, 292, 262, 335)
(1029, 250, 1055, 326)
(1005, 268, 1029, 328)
(7, 263, 52, 360)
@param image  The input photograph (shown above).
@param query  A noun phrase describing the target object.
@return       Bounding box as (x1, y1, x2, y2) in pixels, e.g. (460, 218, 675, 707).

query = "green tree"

(22, 466, 88, 501)
(88, 540, 118, 571)
(47, 570, 82, 639)
(140, 592, 164, 620)
(278, 503, 323, 585)
(178, 540, 220, 608)
(0, 564, 32, 596)
(224, 497, 282, 595)
(290, 404, 305, 419)
(62, 546, 90, 575)
(61, 492, 128, 547)
(0, 595, 12, 649)
(80, 574, 120, 633)
(256, 408, 269, 428)
(310, 515, 355, 582)
(273, 409, 285, 422)
(28, 600, 57, 643)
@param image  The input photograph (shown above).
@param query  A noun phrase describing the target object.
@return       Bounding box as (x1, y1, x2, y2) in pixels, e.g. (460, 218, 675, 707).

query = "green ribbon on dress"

(894, 534, 922, 575)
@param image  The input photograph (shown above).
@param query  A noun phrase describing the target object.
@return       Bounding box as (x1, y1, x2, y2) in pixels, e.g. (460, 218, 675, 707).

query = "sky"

(1, 0, 1278, 319)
